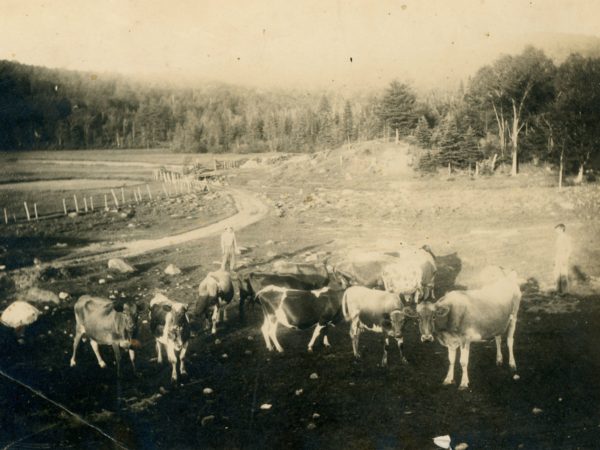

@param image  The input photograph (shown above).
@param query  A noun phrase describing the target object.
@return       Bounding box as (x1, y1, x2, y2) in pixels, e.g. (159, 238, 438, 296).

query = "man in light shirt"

(553, 223, 572, 294)
(221, 226, 238, 271)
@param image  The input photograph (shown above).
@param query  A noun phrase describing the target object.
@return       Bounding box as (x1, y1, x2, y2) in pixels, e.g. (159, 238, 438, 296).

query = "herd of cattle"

(68, 245, 522, 390)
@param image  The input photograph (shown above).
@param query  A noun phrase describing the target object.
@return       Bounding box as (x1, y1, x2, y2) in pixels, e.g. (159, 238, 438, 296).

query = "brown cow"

(196, 270, 234, 334)
(407, 268, 522, 389)
(70, 296, 139, 377)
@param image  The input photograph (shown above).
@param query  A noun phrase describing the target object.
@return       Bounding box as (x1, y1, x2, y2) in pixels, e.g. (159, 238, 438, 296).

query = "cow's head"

(404, 302, 449, 342)
(116, 301, 140, 347)
(161, 303, 188, 351)
(381, 309, 411, 340)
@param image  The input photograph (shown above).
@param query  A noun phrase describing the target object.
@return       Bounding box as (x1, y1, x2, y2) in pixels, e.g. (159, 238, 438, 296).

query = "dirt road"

(54, 187, 268, 265)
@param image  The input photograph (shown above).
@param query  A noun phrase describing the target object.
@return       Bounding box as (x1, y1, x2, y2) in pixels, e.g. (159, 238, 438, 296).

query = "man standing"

(221, 226, 238, 271)
(554, 223, 572, 294)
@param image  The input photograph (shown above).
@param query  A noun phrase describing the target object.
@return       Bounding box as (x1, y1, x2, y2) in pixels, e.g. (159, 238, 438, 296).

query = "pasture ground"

(1, 144, 600, 449)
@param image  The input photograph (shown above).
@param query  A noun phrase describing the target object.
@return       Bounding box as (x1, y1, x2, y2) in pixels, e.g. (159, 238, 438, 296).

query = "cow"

(149, 293, 191, 383)
(333, 253, 399, 288)
(271, 261, 330, 282)
(70, 296, 139, 377)
(342, 286, 413, 367)
(238, 271, 331, 308)
(196, 270, 234, 334)
(407, 268, 522, 390)
(256, 285, 344, 353)
(384, 245, 437, 302)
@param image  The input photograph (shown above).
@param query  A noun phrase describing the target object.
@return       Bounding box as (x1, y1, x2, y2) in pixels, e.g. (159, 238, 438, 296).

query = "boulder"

(108, 258, 135, 273)
(164, 264, 181, 276)
(22, 287, 60, 305)
(1, 301, 41, 328)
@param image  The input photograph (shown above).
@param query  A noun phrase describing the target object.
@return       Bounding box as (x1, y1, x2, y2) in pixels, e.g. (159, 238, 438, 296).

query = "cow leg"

(69, 325, 85, 367)
(156, 340, 163, 364)
(350, 318, 361, 359)
(323, 333, 331, 348)
(495, 336, 503, 366)
(179, 341, 189, 376)
(166, 344, 178, 382)
(381, 337, 389, 367)
(268, 319, 284, 353)
(261, 317, 274, 351)
(211, 306, 219, 334)
(112, 343, 122, 377)
(396, 338, 408, 364)
(128, 349, 136, 374)
(443, 345, 457, 385)
(458, 342, 471, 390)
(307, 324, 325, 352)
(507, 314, 518, 371)
(90, 339, 107, 369)
(221, 301, 229, 322)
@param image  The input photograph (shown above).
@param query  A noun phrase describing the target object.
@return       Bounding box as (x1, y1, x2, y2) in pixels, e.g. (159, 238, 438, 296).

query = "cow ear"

(435, 305, 450, 317)
(162, 304, 172, 312)
(402, 306, 418, 318)
(182, 304, 189, 312)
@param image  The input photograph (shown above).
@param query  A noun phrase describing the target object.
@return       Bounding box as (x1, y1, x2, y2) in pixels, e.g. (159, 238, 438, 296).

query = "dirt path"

(53, 188, 268, 266)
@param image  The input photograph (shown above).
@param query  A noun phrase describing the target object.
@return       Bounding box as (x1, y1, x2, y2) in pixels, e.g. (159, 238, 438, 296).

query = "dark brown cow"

(70, 296, 139, 376)
(407, 268, 522, 390)
(342, 286, 412, 367)
(196, 270, 234, 334)
(239, 271, 331, 307)
(256, 286, 344, 352)
(149, 293, 190, 383)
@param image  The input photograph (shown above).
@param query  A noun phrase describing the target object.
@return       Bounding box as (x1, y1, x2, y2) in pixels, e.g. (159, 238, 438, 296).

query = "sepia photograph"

(1, 0, 600, 448)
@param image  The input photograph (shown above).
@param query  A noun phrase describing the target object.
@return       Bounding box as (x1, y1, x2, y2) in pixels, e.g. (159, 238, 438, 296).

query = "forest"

(1, 45, 599, 176)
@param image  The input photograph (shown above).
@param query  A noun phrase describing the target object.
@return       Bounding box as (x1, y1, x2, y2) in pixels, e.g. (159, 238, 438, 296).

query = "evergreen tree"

(377, 80, 417, 141)
(436, 114, 462, 171)
(343, 100, 354, 142)
(414, 115, 432, 148)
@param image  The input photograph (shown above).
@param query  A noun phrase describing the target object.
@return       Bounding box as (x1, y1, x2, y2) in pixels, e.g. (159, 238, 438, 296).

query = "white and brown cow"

(342, 286, 413, 367)
(149, 293, 190, 383)
(256, 285, 344, 353)
(383, 245, 437, 303)
(408, 268, 522, 390)
(70, 296, 139, 377)
(196, 270, 234, 334)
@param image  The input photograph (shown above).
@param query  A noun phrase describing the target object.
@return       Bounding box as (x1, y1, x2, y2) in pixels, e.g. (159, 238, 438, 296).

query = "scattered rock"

(513, 374, 520, 381)
(309, 373, 319, 380)
(244, 350, 252, 355)
(455, 444, 469, 450)
(433, 435, 452, 449)
(312, 413, 320, 419)
(68, 212, 79, 218)
(127, 223, 136, 228)
(214, 338, 221, 345)
(159, 386, 168, 395)
(203, 388, 214, 395)
(306, 422, 317, 430)
(22, 287, 60, 305)
(98, 279, 106, 285)
(1, 301, 41, 328)
(201, 415, 215, 426)
(295, 389, 303, 396)
(58, 292, 69, 301)
(265, 240, 275, 245)
(54, 242, 68, 248)
(260, 403, 272, 410)
(108, 258, 135, 273)
(221, 353, 228, 359)
(532, 407, 543, 415)
(164, 264, 182, 276)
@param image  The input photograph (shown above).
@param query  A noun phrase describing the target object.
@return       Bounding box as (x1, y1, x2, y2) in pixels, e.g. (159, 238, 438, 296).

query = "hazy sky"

(2, 0, 599, 90)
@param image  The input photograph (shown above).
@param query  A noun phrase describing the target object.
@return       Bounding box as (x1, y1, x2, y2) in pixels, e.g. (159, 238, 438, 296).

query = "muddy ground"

(1, 145, 600, 449)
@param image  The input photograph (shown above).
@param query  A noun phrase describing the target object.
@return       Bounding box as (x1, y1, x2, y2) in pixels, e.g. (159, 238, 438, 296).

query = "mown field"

(1, 143, 599, 449)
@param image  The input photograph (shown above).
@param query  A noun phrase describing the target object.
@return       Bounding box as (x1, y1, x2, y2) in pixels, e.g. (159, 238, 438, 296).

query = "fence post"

(213, 158, 217, 171)
(121, 188, 125, 204)
(104, 194, 109, 211)
(138, 186, 142, 202)
(34, 203, 39, 221)
(146, 184, 152, 200)
(90, 196, 94, 211)
(24, 202, 31, 221)
(162, 183, 169, 198)
(111, 189, 120, 208)
(83, 197, 88, 212)
(73, 195, 79, 212)
(62, 198, 67, 215)
(4, 208, 8, 224)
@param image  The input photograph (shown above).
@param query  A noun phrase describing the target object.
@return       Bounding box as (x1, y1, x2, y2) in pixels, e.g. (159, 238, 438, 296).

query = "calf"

(256, 286, 344, 352)
(196, 270, 234, 334)
(149, 293, 190, 383)
(408, 268, 522, 390)
(342, 286, 412, 367)
(70, 296, 139, 377)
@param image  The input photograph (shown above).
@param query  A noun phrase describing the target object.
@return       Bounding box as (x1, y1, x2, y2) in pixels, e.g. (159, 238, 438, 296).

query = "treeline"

(0, 60, 382, 153)
(1, 47, 600, 178)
